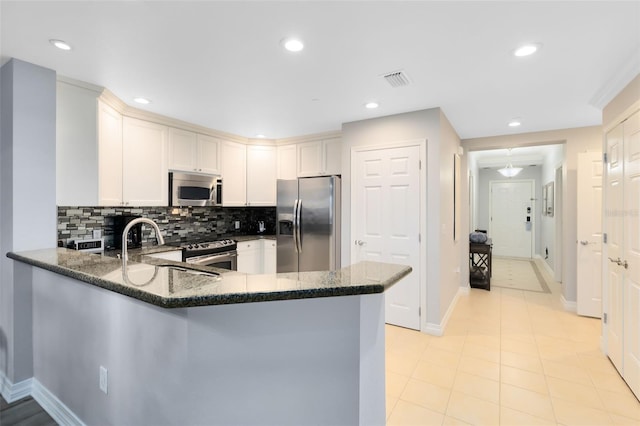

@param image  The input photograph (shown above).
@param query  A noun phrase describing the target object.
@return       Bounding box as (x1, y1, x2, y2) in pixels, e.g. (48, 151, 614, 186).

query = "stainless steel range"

(180, 239, 237, 270)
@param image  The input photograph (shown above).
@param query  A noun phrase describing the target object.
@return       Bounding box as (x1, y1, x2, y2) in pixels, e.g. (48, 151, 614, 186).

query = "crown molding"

(589, 54, 640, 109)
(275, 130, 342, 146)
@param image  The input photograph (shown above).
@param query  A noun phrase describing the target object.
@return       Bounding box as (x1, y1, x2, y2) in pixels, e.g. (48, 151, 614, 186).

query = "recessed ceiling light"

(365, 102, 379, 109)
(49, 39, 71, 51)
(256, 134, 266, 139)
(133, 97, 151, 105)
(514, 43, 541, 57)
(508, 120, 522, 127)
(281, 37, 304, 52)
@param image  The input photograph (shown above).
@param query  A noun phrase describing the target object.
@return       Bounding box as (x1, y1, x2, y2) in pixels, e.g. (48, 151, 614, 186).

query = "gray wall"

(341, 108, 464, 330)
(31, 267, 384, 425)
(0, 59, 57, 383)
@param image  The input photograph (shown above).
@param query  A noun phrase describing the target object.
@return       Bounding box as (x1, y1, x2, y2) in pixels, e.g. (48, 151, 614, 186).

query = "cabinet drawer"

(237, 240, 260, 251)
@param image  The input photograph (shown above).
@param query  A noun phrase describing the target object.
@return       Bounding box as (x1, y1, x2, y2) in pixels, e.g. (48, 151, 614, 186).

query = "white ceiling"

(1, 1, 639, 140)
(468, 144, 563, 169)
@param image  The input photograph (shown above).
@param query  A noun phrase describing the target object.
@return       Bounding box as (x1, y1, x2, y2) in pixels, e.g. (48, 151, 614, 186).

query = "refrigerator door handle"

(295, 199, 303, 253)
(293, 199, 300, 253)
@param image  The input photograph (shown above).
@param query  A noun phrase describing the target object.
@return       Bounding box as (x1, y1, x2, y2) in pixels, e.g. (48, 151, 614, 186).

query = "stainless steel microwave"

(169, 171, 222, 207)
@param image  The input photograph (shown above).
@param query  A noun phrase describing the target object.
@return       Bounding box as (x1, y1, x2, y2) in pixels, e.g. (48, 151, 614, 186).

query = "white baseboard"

(32, 379, 86, 426)
(0, 371, 33, 403)
(534, 255, 555, 279)
(423, 286, 468, 336)
(0, 371, 84, 426)
(561, 295, 577, 312)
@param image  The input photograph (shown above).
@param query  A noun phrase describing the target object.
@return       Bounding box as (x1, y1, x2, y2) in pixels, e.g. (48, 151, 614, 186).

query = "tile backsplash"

(58, 206, 276, 249)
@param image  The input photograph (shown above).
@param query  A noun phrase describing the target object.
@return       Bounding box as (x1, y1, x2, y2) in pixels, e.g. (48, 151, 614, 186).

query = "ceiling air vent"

(382, 70, 411, 88)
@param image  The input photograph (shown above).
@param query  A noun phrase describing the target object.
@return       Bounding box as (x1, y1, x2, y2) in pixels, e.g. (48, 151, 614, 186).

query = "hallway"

(385, 258, 640, 425)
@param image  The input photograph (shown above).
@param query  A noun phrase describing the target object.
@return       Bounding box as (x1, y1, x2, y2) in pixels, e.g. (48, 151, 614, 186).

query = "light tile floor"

(385, 258, 640, 425)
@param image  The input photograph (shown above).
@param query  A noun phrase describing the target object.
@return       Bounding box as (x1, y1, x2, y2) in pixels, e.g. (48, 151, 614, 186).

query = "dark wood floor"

(0, 394, 57, 426)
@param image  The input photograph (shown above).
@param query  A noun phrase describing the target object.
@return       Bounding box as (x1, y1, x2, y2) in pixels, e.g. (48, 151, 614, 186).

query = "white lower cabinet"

(237, 240, 262, 274)
(263, 240, 277, 274)
(237, 239, 277, 274)
(146, 250, 183, 262)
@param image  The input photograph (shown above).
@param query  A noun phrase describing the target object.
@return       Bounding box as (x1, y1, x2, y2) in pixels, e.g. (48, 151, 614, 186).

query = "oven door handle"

(186, 252, 237, 265)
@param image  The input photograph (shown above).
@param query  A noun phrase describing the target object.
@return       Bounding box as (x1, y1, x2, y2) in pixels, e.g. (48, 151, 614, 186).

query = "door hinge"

(419, 160, 422, 170)
(418, 233, 421, 243)
(603, 152, 608, 164)
(419, 307, 421, 317)
(603, 312, 608, 324)
(603, 233, 608, 244)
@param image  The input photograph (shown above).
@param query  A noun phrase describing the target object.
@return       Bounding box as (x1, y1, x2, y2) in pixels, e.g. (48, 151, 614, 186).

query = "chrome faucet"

(122, 217, 165, 267)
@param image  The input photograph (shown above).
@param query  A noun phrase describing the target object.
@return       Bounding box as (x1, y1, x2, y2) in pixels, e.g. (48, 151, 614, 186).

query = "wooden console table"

(470, 239, 492, 290)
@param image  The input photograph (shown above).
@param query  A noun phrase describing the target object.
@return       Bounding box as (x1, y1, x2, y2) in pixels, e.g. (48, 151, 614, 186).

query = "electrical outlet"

(99, 366, 108, 394)
(235, 221, 240, 229)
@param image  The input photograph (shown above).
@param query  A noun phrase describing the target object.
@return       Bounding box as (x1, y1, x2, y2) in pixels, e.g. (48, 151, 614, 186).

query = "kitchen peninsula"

(8, 248, 411, 426)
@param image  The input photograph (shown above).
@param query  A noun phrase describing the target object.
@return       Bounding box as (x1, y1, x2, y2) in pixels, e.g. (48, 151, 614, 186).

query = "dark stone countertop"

(7, 248, 411, 309)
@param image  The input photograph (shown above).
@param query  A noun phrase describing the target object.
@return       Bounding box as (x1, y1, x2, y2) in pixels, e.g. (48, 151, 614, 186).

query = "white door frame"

(351, 139, 427, 331)
(555, 165, 563, 282)
(489, 179, 536, 258)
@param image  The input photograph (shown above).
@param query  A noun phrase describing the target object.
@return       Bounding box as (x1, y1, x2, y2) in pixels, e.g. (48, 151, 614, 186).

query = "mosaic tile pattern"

(58, 206, 276, 248)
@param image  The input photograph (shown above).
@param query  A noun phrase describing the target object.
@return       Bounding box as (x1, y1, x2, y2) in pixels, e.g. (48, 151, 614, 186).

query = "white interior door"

(353, 146, 421, 330)
(577, 151, 603, 318)
(605, 123, 625, 374)
(623, 110, 640, 398)
(490, 180, 534, 258)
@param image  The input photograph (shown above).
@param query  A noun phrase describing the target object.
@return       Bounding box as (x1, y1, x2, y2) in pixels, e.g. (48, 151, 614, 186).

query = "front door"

(577, 151, 603, 318)
(353, 145, 421, 330)
(490, 180, 534, 258)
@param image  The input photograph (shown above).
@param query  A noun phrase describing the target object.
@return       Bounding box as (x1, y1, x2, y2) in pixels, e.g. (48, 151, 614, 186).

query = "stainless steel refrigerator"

(277, 176, 341, 273)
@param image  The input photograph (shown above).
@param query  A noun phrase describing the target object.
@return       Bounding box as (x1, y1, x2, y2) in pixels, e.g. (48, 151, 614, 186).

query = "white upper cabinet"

(220, 140, 247, 206)
(168, 127, 197, 172)
(277, 144, 297, 180)
(98, 101, 123, 206)
(323, 138, 342, 176)
(168, 128, 220, 175)
(196, 134, 220, 175)
(247, 145, 277, 206)
(56, 80, 111, 206)
(297, 138, 342, 177)
(122, 117, 168, 206)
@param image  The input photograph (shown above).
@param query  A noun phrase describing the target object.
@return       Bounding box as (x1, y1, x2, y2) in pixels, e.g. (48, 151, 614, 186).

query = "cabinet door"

(98, 101, 123, 206)
(237, 240, 262, 274)
(57, 81, 101, 206)
(168, 127, 197, 172)
(277, 145, 297, 179)
(197, 134, 220, 175)
(122, 117, 168, 206)
(263, 240, 277, 274)
(220, 140, 247, 206)
(297, 141, 323, 177)
(146, 250, 183, 262)
(323, 138, 342, 175)
(247, 145, 277, 206)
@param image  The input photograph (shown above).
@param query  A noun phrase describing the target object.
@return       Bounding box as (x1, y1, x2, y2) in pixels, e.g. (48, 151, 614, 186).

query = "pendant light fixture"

(497, 148, 523, 177)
